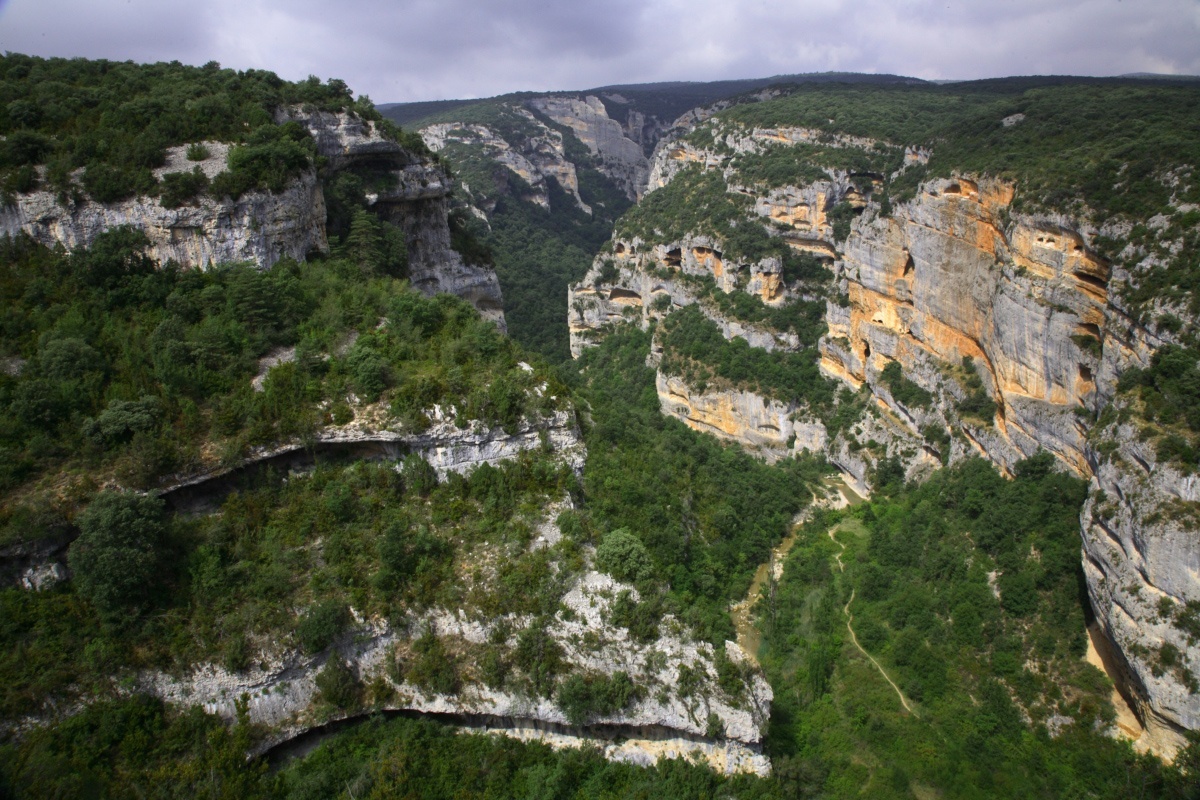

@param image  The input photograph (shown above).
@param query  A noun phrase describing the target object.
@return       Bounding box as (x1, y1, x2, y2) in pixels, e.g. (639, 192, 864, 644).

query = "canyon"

(568, 113, 1199, 759)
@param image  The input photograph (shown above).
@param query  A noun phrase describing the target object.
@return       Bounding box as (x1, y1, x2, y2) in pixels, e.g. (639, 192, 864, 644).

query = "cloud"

(0, 0, 1197, 102)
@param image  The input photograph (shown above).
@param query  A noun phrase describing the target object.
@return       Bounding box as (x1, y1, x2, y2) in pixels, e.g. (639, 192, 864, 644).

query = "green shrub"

(880, 360, 932, 409)
(316, 654, 362, 709)
(159, 167, 209, 209)
(595, 528, 653, 583)
(185, 143, 211, 161)
(67, 491, 167, 623)
(555, 671, 640, 725)
(82, 396, 161, 447)
(407, 632, 459, 695)
(296, 601, 349, 654)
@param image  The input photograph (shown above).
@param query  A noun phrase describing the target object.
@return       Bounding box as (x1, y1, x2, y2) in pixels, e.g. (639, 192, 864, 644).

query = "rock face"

(822, 176, 1115, 476)
(145, 568, 772, 775)
(374, 163, 506, 330)
(0, 108, 506, 328)
(1081, 406, 1200, 755)
(527, 96, 650, 200)
(421, 118, 590, 214)
(0, 165, 328, 270)
(568, 234, 799, 359)
(570, 125, 1200, 757)
(276, 106, 407, 170)
(657, 372, 827, 461)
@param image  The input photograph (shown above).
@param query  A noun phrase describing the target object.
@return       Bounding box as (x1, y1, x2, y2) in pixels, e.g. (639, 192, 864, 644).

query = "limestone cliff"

(421, 118, 590, 215)
(373, 162, 506, 330)
(0, 108, 506, 328)
(1081, 404, 1200, 754)
(656, 371, 826, 461)
(144, 542, 771, 775)
(527, 96, 650, 201)
(569, 117, 1199, 756)
(0, 149, 327, 269)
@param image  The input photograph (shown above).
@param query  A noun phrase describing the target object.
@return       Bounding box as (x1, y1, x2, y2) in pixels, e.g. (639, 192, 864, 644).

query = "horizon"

(2, 0, 1198, 103)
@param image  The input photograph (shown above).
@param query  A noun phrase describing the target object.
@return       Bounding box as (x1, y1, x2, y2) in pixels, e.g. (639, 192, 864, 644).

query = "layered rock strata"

(146, 568, 772, 775)
(421, 118, 590, 214)
(569, 154, 1200, 757)
(1081, 406, 1200, 754)
(0, 164, 328, 269)
(527, 96, 650, 200)
(0, 109, 506, 327)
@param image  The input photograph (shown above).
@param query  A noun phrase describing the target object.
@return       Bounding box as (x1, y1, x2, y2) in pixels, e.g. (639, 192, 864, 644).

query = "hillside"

(1, 56, 1199, 798)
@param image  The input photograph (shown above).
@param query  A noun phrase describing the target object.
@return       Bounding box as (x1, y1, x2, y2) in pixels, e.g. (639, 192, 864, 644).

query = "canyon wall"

(0, 109, 506, 327)
(568, 152, 1199, 758)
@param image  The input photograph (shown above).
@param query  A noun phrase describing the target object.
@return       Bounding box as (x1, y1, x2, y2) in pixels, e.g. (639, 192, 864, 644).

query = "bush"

(407, 632, 459, 695)
(67, 491, 166, 623)
(185, 143, 211, 161)
(595, 528, 653, 583)
(880, 360, 932, 409)
(315, 654, 361, 709)
(555, 671, 640, 725)
(296, 601, 349, 654)
(159, 167, 209, 209)
(82, 396, 161, 447)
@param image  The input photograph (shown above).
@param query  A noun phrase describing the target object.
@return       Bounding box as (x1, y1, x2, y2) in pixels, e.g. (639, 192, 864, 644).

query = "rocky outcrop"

(656, 372, 826, 461)
(160, 404, 583, 513)
(276, 107, 408, 170)
(1, 109, 506, 329)
(145, 567, 772, 775)
(421, 118, 590, 214)
(0, 160, 328, 270)
(527, 96, 649, 200)
(568, 235, 798, 358)
(374, 164, 507, 330)
(1080, 407, 1200, 758)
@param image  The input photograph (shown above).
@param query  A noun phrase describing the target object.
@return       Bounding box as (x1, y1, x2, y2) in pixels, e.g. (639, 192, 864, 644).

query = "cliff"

(0, 108, 505, 327)
(145, 570, 772, 776)
(0, 146, 328, 269)
(568, 107, 1200, 758)
(374, 162, 506, 330)
(526, 96, 650, 200)
(421, 118, 590, 215)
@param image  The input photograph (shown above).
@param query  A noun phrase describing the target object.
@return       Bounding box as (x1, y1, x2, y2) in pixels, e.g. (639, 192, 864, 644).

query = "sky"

(2, 0, 1199, 103)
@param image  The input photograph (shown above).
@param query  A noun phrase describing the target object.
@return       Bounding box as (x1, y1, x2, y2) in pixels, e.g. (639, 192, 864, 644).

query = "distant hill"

(379, 71, 925, 128)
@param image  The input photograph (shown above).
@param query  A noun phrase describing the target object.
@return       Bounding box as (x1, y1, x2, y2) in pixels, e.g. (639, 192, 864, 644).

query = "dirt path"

(829, 527, 919, 717)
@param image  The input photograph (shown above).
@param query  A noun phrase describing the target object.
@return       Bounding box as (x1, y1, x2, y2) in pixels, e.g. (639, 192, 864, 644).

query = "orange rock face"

(820, 175, 1110, 474)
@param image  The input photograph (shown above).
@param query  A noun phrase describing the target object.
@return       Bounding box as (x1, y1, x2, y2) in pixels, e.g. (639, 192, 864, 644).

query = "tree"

(343, 208, 383, 271)
(595, 528, 652, 583)
(67, 491, 166, 623)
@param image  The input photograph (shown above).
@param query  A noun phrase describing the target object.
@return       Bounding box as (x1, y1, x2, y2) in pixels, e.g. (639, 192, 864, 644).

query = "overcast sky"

(2, 0, 1199, 103)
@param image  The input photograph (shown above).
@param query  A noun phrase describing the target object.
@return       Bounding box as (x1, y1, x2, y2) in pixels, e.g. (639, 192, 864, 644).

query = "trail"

(829, 527, 919, 717)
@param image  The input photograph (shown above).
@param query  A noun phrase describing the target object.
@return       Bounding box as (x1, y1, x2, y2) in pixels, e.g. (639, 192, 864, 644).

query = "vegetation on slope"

(570, 325, 828, 644)
(758, 454, 1199, 798)
(0, 53, 395, 204)
(717, 80, 1200, 219)
(0, 231, 556, 531)
(657, 304, 834, 413)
